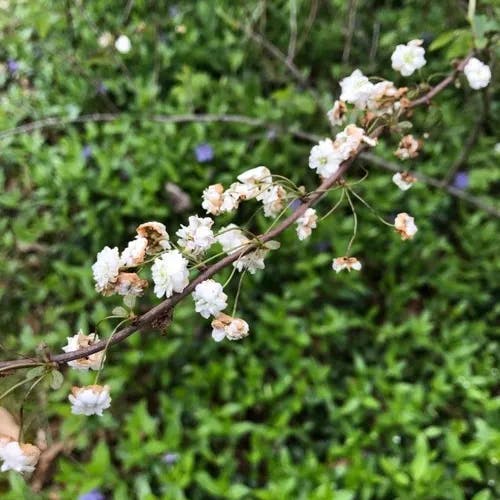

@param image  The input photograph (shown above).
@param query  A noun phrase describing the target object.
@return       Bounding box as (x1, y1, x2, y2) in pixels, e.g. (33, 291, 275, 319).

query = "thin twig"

(287, 0, 298, 63)
(360, 152, 500, 218)
(342, 0, 358, 65)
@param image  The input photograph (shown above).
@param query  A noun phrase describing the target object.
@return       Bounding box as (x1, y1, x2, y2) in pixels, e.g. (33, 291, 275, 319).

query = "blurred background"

(0, 1, 499, 498)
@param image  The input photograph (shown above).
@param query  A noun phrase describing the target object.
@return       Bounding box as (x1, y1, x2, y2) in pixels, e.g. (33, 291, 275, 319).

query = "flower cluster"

(309, 124, 377, 178)
(211, 313, 250, 342)
(202, 166, 282, 217)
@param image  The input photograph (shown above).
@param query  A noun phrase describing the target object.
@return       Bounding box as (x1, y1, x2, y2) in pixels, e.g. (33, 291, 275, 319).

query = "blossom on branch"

(217, 224, 249, 255)
(0, 441, 40, 474)
(92, 246, 121, 294)
(220, 184, 243, 213)
(192, 280, 228, 319)
(394, 212, 418, 240)
(392, 171, 417, 191)
(217, 225, 269, 274)
(327, 100, 347, 126)
(62, 331, 104, 371)
(309, 138, 342, 178)
(332, 256, 362, 273)
(237, 166, 272, 199)
(296, 208, 318, 240)
(151, 250, 189, 298)
(211, 313, 249, 342)
(257, 184, 287, 218)
(463, 57, 491, 89)
(339, 69, 374, 109)
(176, 215, 215, 256)
(136, 222, 171, 254)
(394, 135, 420, 160)
(69, 385, 112, 416)
(391, 40, 426, 76)
(120, 237, 148, 267)
(202, 184, 224, 215)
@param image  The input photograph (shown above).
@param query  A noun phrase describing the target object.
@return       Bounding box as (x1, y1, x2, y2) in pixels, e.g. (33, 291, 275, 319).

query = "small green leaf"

(50, 370, 64, 390)
(112, 306, 129, 317)
(429, 30, 459, 51)
(264, 240, 281, 250)
(26, 366, 45, 380)
(123, 295, 136, 309)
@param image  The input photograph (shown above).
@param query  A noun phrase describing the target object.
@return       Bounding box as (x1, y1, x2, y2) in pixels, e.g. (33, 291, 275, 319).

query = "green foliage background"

(0, 1, 499, 498)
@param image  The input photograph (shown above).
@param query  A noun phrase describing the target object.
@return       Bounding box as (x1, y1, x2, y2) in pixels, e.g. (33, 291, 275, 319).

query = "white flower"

(296, 208, 318, 240)
(237, 166, 272, 198)
(394, 134, 420, 160)
(211, 313, 249, 342)
(333, 124, 375, 160)
(217, 224, 250, 254)
(367, 81, 400, 111)
(392, 172, 417, 191)
(0, 441, 40, 474)
(120, 237, 148, 267)
(176, 215, 215, 255)
(192, 279, 228, 318)
(98, 32, 113, 48)
(327, 100, 347, 126)
(151, 250, 189, 298)
(202, 184, 224, 215)
(463, 57, 491, 90)
(115, 34, 131, 54)
(62, 331, 104, 371)
(494, 143, 500, 155)
(394, 212, 418, 240)
(69, 385, 112, 416)
(234, 248, 268, 274)
(332, 256, 362, 273)
(257, 184, 287, 218)
(217, 225, 267, 274)
(220, 185, 242, 213)
(136, 221, 171, 254)
(391, 40, 426, 76)
(309, 138, 343, 178)
(92, 246, 121, 294)
(339, 69, 375, 109)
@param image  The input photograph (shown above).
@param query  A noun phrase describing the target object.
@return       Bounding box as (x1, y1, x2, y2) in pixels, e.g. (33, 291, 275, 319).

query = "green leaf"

(429, 30, 460, 51)
(112, 307, 129, 318)
(411, 435, 429, 481)
(50, 370, 64, 390)
(26, 366, 45, 380)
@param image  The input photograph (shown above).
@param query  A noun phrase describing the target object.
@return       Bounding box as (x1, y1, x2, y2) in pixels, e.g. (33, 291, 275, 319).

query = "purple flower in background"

(290, 199, 301, 211)
(314, 241, 331, 252)
(78, 490, 105, 500)
(195, 143, 214, 163)
(452, 171, 469, 190)
(162, 452, 180, 465)
(96, 81, 108, 95)
(7, 59, 19, 74)
(266, 128, 278, 140)
(82, 145, 93, 160)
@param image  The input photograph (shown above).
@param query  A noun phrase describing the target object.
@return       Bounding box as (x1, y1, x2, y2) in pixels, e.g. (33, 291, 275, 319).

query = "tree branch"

(0, 56, 480, 373)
